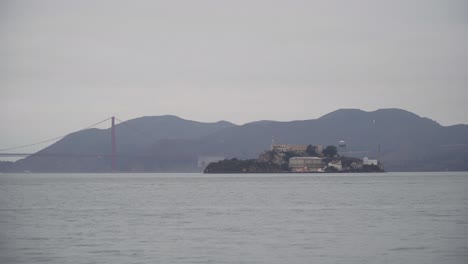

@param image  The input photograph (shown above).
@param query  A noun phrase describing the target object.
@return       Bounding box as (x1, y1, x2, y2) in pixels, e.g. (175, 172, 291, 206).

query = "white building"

(327, 160, 342, 171)
(363, 157, 378, 166)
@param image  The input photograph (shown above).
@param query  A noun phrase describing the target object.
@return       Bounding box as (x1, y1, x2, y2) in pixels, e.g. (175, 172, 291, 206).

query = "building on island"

(327, 160, 342, 171)
(272, 144, 308, 153)
(289, 157, 325, 172)
(363, 157, 378, 166)
(271, 144, 323, 156)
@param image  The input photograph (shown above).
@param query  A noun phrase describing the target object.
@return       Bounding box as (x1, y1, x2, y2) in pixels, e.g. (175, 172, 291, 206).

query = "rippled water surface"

(1, 172, 467, 264)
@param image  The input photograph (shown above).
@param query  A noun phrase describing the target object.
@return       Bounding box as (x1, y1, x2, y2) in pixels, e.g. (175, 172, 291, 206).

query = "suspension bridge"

(0, 116, 142, 172)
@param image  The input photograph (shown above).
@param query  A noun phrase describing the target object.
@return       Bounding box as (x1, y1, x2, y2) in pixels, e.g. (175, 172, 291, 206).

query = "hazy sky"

(1, 0, 467, 152)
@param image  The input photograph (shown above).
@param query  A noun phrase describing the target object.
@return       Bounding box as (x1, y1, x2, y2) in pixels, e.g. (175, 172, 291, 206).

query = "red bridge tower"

(111, 116, 116, 172)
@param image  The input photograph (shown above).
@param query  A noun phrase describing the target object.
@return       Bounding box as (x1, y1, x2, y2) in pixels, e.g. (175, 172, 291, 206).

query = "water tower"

(338, 140, 347, 155)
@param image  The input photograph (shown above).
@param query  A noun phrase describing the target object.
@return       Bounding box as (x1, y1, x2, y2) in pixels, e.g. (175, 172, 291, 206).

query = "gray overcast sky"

(1, 0, 467, 151)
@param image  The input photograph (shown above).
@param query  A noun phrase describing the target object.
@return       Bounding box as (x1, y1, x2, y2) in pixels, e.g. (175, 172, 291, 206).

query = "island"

(204, 144, 384, 174)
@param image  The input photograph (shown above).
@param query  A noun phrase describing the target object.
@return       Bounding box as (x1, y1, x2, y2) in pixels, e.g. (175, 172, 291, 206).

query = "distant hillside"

(11, 116, 235, 172)
(8, 109, 468, 172)
(193, 109, 468, 171)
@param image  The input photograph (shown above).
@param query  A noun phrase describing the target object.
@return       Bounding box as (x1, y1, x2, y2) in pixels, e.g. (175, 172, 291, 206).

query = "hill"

(7, 109, 468, 172)
(195, 109, 468, 171)
(11, 116, 235, 172)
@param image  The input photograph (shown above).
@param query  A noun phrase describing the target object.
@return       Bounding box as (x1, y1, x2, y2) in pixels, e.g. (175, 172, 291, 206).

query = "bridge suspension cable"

(0, 117, 112, 152)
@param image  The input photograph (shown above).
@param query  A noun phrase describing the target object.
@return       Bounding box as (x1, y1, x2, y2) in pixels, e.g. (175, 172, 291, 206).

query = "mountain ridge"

(6, 108, 468, 172)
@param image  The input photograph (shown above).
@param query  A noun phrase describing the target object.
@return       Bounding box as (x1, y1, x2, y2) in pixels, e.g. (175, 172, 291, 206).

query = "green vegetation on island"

(203, 158, 285, 173)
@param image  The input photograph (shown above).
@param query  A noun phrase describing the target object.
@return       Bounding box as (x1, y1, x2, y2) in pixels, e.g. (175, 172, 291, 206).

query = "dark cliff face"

(8, 109, 468, 172)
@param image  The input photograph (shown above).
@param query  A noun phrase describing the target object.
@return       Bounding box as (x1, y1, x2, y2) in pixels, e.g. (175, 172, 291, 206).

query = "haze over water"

(1, 172, 467, 264)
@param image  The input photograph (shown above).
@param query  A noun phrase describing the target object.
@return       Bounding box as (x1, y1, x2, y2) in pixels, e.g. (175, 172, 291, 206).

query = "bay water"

(0, 172, 467, 264)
